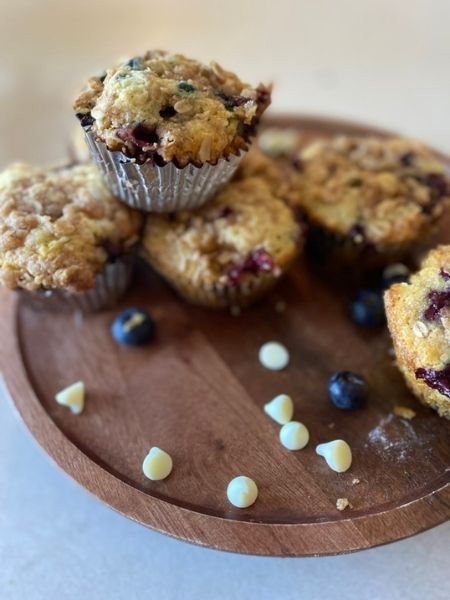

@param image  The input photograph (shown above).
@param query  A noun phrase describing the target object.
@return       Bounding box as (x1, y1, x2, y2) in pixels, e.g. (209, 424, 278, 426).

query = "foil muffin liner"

(19, 256, 134, 313)
(84, 131, 244, 213)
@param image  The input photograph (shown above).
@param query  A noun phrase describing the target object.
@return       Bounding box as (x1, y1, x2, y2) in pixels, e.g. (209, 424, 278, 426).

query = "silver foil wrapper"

(20, 256, 134, 313)
(84, 130, 244, 212)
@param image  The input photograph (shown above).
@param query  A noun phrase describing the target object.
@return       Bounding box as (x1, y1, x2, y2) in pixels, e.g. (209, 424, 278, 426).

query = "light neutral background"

(0, 1, 449, 599)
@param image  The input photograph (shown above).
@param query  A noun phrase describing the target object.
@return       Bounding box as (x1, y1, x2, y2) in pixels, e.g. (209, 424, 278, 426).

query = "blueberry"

(177, 81, 196, 93)
(159, 106, 176, 119)
(328, 371, 368, 410)
(112, 308, 155, 346)
(350, 289, 385, 327)
(76, 112, 94, 129)
(125, 57, 144, 70)
(382, 263, 410, 289)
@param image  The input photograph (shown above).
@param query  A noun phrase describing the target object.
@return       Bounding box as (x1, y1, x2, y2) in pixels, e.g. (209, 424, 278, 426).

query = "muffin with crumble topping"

(234, 145, 302, 207)
(385, 245, 450, 419)
(0, 162, 142, 311)
(141, 177, 301, 308)
(294, 136, 450, 267)
(74, 50, 271, 212)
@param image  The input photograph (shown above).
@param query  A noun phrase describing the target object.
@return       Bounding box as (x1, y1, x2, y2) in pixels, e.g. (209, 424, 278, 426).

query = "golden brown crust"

(74, 50, 271, 167)
(142, 177, 301, 308)
(385, 245, 450, 419)
(0, 163, 142, 293)
(296, 136, 450, 250)
(234, 145, 302, 206)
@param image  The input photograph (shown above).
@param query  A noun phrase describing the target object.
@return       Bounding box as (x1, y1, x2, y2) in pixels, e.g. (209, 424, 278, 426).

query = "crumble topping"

(74, 50, 271, 167)
(296, 136, 450, 246)
(0, 163, 142, 292)
(142, 177, 300, 291)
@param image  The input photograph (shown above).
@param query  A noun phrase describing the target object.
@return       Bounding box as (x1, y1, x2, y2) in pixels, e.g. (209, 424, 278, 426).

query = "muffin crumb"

(336, 498, 351, 511)
(393, 406, 417, 420)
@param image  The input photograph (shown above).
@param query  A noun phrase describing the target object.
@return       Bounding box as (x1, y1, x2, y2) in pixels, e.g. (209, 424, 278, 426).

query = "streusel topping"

(143, 177, 300, 289)
(297, 136, 450, 245)
(387, 245, 450, 371)
(234, 146, 301, 206)
(0, 163, 142, 292)
(74, 50, 271, 167)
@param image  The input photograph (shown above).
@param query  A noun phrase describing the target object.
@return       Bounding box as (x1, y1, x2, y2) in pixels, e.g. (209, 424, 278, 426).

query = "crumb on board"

(336, 498, 351, 511)
(351, 478, 360, 485)
(230, 305, 241, 317)
(393, 406, 416, 420)
(328, 422, 335, 429)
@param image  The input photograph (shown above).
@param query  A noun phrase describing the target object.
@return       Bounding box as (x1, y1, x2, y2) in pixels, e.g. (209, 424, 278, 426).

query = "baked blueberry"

(350, 289, 385, 327)
(382, 263, 410, 288)
(328, 371, 368, 410)
(177, 81, 196, 93)
(112, 308, 155, 346)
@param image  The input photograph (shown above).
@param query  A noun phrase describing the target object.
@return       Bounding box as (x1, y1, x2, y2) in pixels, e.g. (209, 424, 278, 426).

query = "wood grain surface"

(1, 116, 449, 556)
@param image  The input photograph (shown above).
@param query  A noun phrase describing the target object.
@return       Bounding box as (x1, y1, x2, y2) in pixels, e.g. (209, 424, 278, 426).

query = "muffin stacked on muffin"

(142, 177, 301, 308)
(0, 163, 142, 310)
(74, 50, 271, 212)
(289, 136, 450, 266)
(385, 245, 450, 419)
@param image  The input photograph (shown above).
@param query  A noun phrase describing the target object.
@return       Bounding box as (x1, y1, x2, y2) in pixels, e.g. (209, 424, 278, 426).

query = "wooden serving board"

(1, 116, 449, 557)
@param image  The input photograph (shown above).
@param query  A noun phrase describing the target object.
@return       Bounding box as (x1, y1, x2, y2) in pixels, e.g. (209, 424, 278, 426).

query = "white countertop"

(0, 1, 449, 598)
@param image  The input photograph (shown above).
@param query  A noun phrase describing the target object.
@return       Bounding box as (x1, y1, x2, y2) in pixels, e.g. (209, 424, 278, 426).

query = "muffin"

(385, 245, 450, 419)
(294, 136, 450, 267)
(74, 50, 271, 212)
(234, 145, 302, 207)
(142, 177, 301, 308)
(0, 163, 142, 311)
(69, 126, 91, 164)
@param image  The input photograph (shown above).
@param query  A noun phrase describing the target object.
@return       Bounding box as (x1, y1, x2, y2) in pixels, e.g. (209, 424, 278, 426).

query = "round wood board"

(1, 115, 450, 557)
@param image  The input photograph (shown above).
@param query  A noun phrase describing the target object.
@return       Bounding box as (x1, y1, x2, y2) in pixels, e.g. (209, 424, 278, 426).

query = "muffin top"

(74, 50, 271, 167)
(234, 145, 301, 206)
(0, 163, 142, 293)
(296, 136, 450, 246)
(142, 177, 300, 290)
(385, 245, 450, 395)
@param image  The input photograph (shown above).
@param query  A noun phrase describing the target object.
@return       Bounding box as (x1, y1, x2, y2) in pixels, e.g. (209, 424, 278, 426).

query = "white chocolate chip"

(55, 381, 85, 415)
(258, 342, 290, 370)
(279, 421, 309, 450)
(316, 439, 352, 473)
(264, 394, 294, 424)
(142, 447, 173, 481)
(226, 476, 258, 508)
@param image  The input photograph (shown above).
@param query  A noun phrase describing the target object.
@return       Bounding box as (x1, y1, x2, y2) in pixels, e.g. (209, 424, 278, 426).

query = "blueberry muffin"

(0, 163, 142, 310)
(142, 177, 301, 308)
(295, 136, 450, 266)
(74, 50, 271, 212)
(385, 245, 450, 419)
(234, 145, 301, 207)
